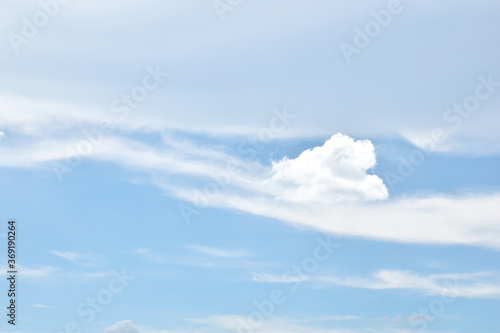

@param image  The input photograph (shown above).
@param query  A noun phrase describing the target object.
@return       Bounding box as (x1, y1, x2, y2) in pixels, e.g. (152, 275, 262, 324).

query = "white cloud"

(191, 192, 500, 249)
(50, 251, 103, 267)
(190, 315, 356, 333)
(31, 304, 53, 309)
(50, 251, 79, 262)
(312, 270, 500, 299)
(0, 94, 104, 137)
(253, 270, 500, 298)
(0, 138, 84, 168)
(403, 130, 500, 156)
(267, 133, 388, 204)
(104, 320, 140, 333)
(16, 265, 58, 278)
(406, 313, 432, 323)
(189, 315, 424, 333)
(187, 245, 250, 258)
(101, 315, 444, 333)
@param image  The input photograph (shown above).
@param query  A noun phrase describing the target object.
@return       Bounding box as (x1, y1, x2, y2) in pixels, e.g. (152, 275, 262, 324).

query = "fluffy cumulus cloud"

(105, 320, 140, 333)
(267, 134, 388, 204)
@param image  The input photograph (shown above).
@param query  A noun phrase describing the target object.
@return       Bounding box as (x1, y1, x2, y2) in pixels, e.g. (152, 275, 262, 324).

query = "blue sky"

(1, 1, 500, 332)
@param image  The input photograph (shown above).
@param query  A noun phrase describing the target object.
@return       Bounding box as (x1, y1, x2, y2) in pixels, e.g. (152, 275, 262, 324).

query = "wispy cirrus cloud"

(132, 248, 167, 263)
(188, 314, 427, 333)
(103, 315, 450, 333)
(17, 265, 58, 278)
(185, 192, 500, 250)
(31, 304, 54, 309)
(255, 269, 500, 299)
(319, 270, 500, 299)
(0, 265, 58, 284)
(50, 250, 103, 267)
(186, 245, 250, 259)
